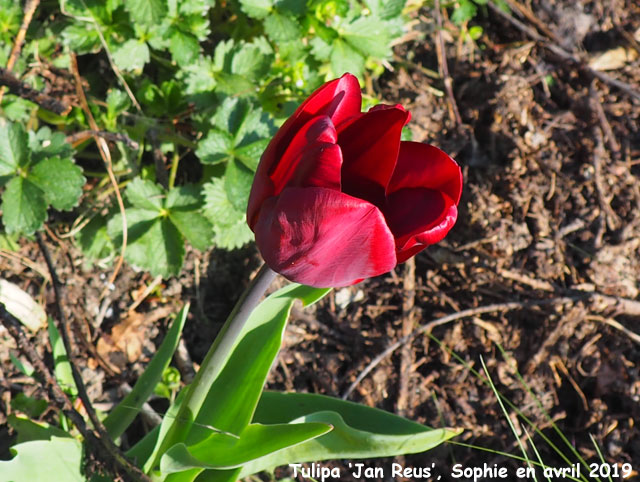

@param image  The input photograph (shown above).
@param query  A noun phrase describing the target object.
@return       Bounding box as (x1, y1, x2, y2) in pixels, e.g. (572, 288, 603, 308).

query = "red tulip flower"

(247, 73, 462, 288)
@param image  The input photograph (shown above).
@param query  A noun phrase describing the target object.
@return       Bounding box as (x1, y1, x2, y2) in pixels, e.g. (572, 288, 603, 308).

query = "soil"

(1, 1, 640, 481)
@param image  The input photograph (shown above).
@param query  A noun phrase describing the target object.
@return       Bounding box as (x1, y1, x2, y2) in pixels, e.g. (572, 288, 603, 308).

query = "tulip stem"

(150, 263, 277, 469)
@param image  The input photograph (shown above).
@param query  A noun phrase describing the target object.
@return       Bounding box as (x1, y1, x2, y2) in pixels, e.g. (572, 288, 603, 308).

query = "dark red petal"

(388, 141, 462, 203)
(288, 143, 342, 191)
(368, 103, 412, 125)
(339, 105, 410, 207)
(384, 187, 458, 255)
(248, 74, 360, 227)
(254, 187, 397, 288)
(248, 115, 337, 228)
(269, 116, 337, 189)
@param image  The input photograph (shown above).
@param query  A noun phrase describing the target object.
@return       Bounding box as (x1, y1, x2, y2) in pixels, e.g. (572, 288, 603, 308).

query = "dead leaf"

(588, 46, 638, 71)
(96, 306, 173, 373)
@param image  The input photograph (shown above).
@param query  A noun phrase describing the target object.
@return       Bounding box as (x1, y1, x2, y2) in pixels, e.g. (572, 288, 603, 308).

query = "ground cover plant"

(1, 0, 640, 481)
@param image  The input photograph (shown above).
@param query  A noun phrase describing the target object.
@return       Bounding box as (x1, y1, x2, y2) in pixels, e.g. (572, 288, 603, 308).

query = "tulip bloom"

(247, 73, 462, 288)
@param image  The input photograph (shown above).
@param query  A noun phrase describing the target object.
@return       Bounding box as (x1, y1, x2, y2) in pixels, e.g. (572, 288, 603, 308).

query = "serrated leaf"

(0, 437, 84, 481)
(76, 214, 114, 260)
(264, 11, 299, 42)
(330, 38, 365, 78)
(196, 130, 234, 165)
(230, 39, 274, 83)
(61, 24, 101, 54)
(166, 185, 212, 251)
(1, 176, 47, 235)
(342, 16, 391, 58)
(239, 0, 273, 18)
(169, 29, 200, 66)
(224, 159, 254, 212)
(28, 127, 74, 164)
(125, 178, 165, 211)
(112, 39, 150, 71)
(213, 220, 254, 250)
(0, 122, 28, 176)
(125, 0, 168, 25)
(108, 208, 185, 277)
(234, 138, 268, 171)
(29, 157, 85, 211)
(202, 178, 242, 226)
(379, 0, 405, 19)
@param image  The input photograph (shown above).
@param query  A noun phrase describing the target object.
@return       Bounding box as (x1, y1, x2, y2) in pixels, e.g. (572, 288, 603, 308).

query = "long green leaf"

(187, 284, 329, 444)
(47, 318, 78, 397)
(104, 304, 189, 439)
(235, 391, 461, 477)
(160, 422, 331, 474)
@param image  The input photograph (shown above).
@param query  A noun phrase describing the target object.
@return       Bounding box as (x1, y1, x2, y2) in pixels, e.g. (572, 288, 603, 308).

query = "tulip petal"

(388, 141, 462, 203)
(339, 105, 409, 207)
(254, 187, 397, 288)
(384, 187, 458, 260)
(269, 116, 338, 192)
(289, 143, 342, 191)
(248, 115, 337, 228)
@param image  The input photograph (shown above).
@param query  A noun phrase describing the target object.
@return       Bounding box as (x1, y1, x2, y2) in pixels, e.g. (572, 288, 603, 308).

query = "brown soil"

(2, 1, 640, 481)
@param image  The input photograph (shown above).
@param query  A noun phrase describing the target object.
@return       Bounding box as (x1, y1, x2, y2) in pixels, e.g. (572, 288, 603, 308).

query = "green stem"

(149, 263, 277, 470)
(168, 149, 180, 190)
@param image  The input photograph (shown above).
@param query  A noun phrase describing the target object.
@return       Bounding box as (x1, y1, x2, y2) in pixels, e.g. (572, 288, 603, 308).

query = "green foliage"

(0, 0, 411, 277)
(0, 437, 85, 481)
(0, 122, 84, 235)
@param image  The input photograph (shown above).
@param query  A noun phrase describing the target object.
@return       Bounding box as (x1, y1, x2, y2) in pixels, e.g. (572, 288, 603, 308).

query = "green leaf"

(0, 121, 28, 176)
(47, 318, 78, 397)
(342, 16, 391, 59)
(379, 0, 405, 19)
(196, 131, 234, 165)
(29, 156, 85, 211)
(239, 0, 273, 18)
(61, 24, 101, 55)
(112, 39, 150, 71)
(125, 0, 168, 25)
(161, 422, 331, 474)
(330, 38, 365, 78)
(202, 178, 242, 227)
(169, 29, 200, 66)
(452, 0, 477, 24)
(213, 220, 254, 250)
(76, 214, 114, 260)
(8, 414, 70, 444)
(28, 127, 74, 164)
(0, 437, 84, 481)
(1, 176, 47, 235)
(229, 38, 274, 83)
(234, 138, 268, 171)
(238, 391, 462, 477)
(125, 178, 164, 212)
(224, 159, 254, 212)
(264, 11, 299, 42)
(187, 284, 330, 445)
(166, 185, 213, 251)
(10, 393, 48, 419)
(108, 208, 185, 277)
(104, 305, 189, 439)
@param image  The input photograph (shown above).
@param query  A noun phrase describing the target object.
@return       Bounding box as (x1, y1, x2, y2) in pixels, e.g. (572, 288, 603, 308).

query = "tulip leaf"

(0, 436, 84, 481)
(234, 391, 462, 477)
(47, 317, 78, 397)
(104, 305, 189, 440)
(160, 422, 331, 474)
(185, 284, 331, 446)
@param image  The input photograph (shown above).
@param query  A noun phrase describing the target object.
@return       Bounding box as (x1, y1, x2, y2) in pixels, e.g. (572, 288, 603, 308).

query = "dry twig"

(36, 233, 150, 481)
(434, 0, 462, 126)
(0, 67, 71, 115)
(0, 0, 40, 104)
